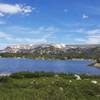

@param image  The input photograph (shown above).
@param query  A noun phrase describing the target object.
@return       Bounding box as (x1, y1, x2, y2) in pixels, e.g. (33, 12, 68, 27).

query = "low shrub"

(0, 76, 11, 83)
(10, 72, 55, 79)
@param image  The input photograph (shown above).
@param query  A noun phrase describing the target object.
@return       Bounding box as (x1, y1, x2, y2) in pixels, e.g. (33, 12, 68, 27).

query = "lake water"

(0, 58, 100, 75)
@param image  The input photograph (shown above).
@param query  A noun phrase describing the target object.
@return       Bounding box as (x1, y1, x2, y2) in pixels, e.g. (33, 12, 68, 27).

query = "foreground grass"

(0, 72, 100, 100)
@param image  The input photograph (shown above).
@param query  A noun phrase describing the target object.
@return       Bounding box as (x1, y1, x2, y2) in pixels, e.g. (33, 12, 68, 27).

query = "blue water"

(0, 58, 100, 75)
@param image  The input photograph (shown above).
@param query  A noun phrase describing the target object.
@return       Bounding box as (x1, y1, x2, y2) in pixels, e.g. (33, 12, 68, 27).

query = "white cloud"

(87, 29, 100, 35)
(76, 28, 100, 44)
(75, 36, 100, 44)
(69, 27, 100, 44)
(0, 3, 33, 16)
(0, 12, 4, 16)
(82, 14, 89, 19)
(3, 26, 59, 40)
(86, 29, 100, 44)
(0, 32, 11, 38)
(0, 26, 57, 45)
(86, 35, 100, 44)
(30, 26, 59, 35)
(5, 36, 48, 44)
(75, 38, 86, 42)
(44, 26, 59, 33)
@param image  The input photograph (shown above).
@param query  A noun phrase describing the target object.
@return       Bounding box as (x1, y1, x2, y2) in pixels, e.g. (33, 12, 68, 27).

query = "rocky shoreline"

(93, 63, 100, 68)
(89, 63, 100, 68)
(0, 73, 11, 76)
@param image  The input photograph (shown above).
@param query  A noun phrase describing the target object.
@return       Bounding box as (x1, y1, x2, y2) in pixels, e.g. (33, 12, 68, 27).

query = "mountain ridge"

(0, 44, 100, 54)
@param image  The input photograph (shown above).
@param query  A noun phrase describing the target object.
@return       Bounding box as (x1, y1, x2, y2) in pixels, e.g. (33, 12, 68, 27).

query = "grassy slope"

(0, 72, 100, 100)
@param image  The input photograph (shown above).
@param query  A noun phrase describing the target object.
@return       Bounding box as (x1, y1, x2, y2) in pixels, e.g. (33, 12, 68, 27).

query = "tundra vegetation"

(0, 72, 100, 100)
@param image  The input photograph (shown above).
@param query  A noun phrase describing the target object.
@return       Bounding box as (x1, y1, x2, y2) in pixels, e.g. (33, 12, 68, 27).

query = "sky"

(0, 0, 100, 47)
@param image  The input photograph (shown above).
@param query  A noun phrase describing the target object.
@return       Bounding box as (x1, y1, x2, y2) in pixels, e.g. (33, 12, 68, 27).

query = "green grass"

(0, 72, 100, 100)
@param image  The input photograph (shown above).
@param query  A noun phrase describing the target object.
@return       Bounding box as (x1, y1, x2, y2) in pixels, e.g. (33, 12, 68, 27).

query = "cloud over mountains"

(0, 3, 33, 16)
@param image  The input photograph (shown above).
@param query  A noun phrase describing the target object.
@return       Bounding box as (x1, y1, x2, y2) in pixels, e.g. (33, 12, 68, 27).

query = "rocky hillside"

(0, 44, 100, 59)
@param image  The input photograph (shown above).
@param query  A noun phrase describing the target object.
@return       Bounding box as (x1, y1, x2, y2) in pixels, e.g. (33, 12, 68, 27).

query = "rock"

(74, 74, 81, 80)
(91, 80, 98, 84)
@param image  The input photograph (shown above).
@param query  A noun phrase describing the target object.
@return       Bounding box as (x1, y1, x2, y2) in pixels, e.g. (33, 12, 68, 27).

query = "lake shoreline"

(89, 63, 100, 68)
(0, 72, 100, 77)
(0, 56, 95, 61)
(0, 73, 11, 76)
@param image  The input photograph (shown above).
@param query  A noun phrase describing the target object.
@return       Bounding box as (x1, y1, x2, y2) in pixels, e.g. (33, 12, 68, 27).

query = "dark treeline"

(0, 52, 100, 61)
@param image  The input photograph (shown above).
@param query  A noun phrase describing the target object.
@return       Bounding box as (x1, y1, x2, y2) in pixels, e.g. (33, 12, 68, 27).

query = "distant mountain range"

(0, 44, 100, 56)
